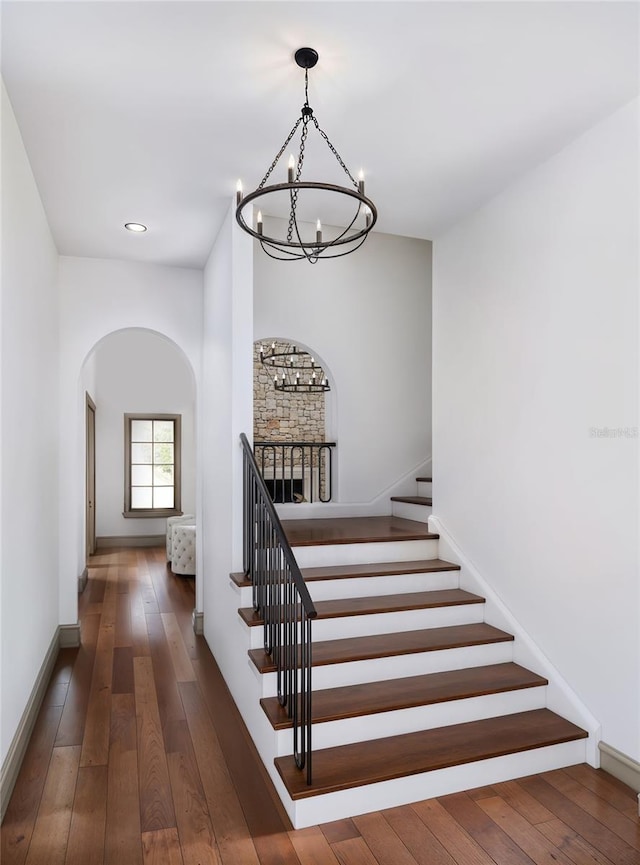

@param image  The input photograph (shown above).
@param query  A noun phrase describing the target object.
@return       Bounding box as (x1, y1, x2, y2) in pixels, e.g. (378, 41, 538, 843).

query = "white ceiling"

(2, 1, 638, 269)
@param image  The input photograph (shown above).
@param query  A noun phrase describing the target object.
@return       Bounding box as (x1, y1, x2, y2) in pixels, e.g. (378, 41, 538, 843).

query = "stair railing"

(253, 440, 336, 503)
(240, 432, 317, 784)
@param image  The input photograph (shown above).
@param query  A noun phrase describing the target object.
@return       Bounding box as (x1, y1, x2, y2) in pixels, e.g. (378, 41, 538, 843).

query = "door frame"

(86, 392, 96, 558)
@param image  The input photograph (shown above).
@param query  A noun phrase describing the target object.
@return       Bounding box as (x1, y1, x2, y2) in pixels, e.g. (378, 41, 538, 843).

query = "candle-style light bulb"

(316, 219, 322, 244)
(288, 154, 295, 183)
(257, 210, 263, 235)
(358, 169, 365, 195)
(236, 179, 243, 205)
(271, 341, 276, 350)
(311, 357, 315, 367)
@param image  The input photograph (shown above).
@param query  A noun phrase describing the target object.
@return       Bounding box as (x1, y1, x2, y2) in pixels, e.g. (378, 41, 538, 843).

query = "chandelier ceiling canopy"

(236, 47, 377, 264)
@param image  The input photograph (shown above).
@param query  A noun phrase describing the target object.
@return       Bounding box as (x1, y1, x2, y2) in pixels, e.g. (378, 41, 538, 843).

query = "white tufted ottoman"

(166, 514, 195, 561)
(171, 524, 196, 576)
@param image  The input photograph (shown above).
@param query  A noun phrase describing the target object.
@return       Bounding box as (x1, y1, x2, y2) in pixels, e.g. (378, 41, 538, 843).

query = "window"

(124, 414, 182, 517)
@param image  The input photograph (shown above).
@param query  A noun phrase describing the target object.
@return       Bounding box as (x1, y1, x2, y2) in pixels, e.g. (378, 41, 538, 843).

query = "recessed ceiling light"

(124, 222, 147, 232)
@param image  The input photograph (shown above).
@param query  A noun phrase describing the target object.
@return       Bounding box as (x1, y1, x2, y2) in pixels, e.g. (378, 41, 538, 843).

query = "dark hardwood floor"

(1, 546, 638, 864)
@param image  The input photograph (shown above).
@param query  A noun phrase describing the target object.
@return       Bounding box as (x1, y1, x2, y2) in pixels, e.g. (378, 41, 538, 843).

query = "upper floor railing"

(240, 433, 317, 784)
(253, 440, 336, 504)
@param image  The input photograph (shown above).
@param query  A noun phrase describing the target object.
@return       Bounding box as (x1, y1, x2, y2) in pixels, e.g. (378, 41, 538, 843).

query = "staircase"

(390, 474, 433, 522)
(233, 480, 589, 829)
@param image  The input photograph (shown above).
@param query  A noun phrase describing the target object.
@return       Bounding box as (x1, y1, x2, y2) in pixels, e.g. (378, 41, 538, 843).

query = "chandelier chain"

(286, 114, 310, 243)
(257, 117, 303, 190)
(312, 117, 358, 187)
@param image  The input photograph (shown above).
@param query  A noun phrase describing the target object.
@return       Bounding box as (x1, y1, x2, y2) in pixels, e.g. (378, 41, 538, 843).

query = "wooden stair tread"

(275, 708, 588, 799)
(261, 662, 548, 729)
(390, 496, 433, 506)
(230, 571, 251, 588)
(301, 558, 460, 582)
(233, 558, 460, 588)
(416, 476, 432, 482)
(282, 516, 438, 547)
(248, 623, 513, 673)
(239, 589, 484, 627)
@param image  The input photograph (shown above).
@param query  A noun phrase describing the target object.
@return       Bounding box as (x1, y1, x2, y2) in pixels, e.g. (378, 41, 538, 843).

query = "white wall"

(201, 202, 254, 705)
(254, 224, 432, 506)
(58, 256, 203, 624)
(433, 99, 639, 760)
(201, 202, 253, 659)
(81, 350, 97, 403)
(91, 329, 196, 539)
(1, 82, 60, 763)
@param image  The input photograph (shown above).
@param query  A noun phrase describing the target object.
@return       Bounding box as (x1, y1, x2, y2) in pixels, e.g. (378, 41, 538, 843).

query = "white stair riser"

(417, 480, 432, 497)
(287, 739, 587, 829)
(248, 603, 484, 648)
(236, 570, 460, 607)
(306, 570, 460, 601)
(257, 640, 514, 697)
(274, 686, 548, 754)
(391, 501, 432, 523)
(293, 539, 439, 568)
(237, 586, 253, 607)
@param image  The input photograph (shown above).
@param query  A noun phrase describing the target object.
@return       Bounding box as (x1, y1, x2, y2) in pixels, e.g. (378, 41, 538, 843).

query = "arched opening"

(253, 337, 336, 503)
(80, 327, 197, 576)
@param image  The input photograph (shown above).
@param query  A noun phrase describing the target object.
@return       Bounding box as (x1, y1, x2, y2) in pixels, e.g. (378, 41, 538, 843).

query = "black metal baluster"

(240, 433, 317, 784)
(253, 441, 335, 503)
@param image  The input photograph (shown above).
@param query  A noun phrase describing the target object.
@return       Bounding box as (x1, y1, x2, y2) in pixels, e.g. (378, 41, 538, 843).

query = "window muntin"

(124, 414, 181, 517)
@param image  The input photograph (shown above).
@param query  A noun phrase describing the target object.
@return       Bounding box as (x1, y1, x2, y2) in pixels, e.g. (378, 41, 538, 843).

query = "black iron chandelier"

(236, 47, 377, 263)
(259, 342, 330, 392)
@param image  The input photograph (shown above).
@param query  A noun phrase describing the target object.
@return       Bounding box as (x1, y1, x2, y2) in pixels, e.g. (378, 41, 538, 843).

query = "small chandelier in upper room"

(260, 342, 330, 392)
(235, 47, 377, 263)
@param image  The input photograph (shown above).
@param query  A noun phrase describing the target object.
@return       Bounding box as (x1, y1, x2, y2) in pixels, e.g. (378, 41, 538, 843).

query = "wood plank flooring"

(2, 546, 638, 865)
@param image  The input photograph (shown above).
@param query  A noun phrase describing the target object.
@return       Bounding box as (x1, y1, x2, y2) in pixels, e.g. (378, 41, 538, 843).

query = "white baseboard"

(96, 534, 164, 548)
(78, 567, 88, 593)
(599, 741, 640, 802)
(1, 623, 82, 818)
(59, 623, 81, 648)
(192, 610, 204, 635)
(275, 456, 432, 521)
(1, 626, 64, 820)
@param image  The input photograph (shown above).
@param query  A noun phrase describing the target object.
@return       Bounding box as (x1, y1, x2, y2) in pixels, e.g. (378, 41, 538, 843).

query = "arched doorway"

(253, 338, 336, 503)
(81, 327, 197, 571)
